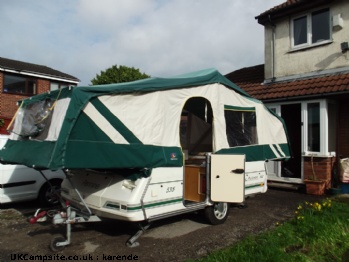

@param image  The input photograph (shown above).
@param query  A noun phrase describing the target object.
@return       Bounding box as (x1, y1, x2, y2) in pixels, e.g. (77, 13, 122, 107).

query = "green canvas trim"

(275, 143, 290, 158)
(224, 105, 255, 112)
(90, 98, 142, 144)
(0, 140, 183, 170)
(216, 143, 290, 162)
(64, 141, 183, 169)
(70, 112, 113, 142)
(272, 144, 284, 157)
(0, 140, 56, 169)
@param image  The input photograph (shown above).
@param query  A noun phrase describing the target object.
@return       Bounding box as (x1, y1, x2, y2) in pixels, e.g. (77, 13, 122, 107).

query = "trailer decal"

(104, 202, 120, 210)
(149, 179, 183, 185)
(104, 198, 183, 212)
(124, 197, 183, 212)
(245, 183, 265, 189)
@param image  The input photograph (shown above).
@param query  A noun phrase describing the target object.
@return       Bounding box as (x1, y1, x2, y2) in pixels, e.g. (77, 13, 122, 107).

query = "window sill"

(2, 92, 35, 96)
(288, 40, 333, 53)
(302, 153, 336, 158)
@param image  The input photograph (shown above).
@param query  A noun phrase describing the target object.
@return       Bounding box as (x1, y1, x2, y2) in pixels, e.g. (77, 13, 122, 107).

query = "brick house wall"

(303, 156, 336, 189)
(0, 72, 51, 134)
(338, 100, 349, 158)
(301, 98, 349, 189)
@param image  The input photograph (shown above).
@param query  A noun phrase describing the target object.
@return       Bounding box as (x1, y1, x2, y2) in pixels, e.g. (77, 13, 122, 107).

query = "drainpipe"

(268, 15, 276, 82)
(335, 103, 340, 188)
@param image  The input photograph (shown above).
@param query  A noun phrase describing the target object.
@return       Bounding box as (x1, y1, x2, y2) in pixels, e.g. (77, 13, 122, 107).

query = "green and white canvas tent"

(0, 68, 290, 171)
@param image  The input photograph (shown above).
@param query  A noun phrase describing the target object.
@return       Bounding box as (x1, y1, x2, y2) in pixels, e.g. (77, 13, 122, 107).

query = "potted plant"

(303, 156, 326, 195)
(304, 179, 326, 195)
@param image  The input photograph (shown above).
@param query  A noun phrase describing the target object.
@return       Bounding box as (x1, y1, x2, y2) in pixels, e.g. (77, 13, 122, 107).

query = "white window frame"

(291, 8, 331, 50)
(302, 100, 325, 155)
(268, 100, 332, 157)
(50, 82, 59, 91)
(266, 101, 334, 182)
(50, 82, 70, 91)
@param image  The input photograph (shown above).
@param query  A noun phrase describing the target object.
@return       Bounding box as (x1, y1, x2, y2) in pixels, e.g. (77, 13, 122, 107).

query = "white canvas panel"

(46, 98, 71, 141)
(98, 83, 288, 150)
(98, 91, 165, 145)
(213, 85, 259, 150)
(9, 108, 24, 140)
(99, 86, 217, 147)
(214, 88, 288, 150)
(254, 103, 288, 144)
(83, 102, 129, 144)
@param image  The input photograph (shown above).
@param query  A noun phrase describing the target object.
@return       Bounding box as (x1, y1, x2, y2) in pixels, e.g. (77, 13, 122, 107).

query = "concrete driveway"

(0, 188, 325, 261)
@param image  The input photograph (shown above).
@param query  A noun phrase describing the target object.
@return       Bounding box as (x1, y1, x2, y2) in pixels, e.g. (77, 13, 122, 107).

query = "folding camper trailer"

(0, 69, 290, 250)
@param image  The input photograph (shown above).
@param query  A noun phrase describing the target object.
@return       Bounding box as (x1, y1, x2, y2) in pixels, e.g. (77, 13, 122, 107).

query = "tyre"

(50, 236, 66, 252)
(204, 202, 229, 225)
(38, 179, 62, 206)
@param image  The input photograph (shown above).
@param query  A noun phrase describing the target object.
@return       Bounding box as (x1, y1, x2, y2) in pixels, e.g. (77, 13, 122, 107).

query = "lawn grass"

(194, 196, 349, 262)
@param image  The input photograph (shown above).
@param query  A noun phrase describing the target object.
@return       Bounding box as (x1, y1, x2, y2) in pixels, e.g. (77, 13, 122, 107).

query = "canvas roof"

(20, 68, 253, 108)
(1, 68, 290, 171)
(76, 68, 251, 96)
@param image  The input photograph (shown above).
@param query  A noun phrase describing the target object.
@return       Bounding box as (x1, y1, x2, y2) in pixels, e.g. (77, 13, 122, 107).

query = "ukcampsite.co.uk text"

(10, 253, 139, 261)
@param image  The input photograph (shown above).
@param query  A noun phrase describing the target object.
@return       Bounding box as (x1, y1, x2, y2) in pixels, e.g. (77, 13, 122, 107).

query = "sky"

(1, 0, 282, 86)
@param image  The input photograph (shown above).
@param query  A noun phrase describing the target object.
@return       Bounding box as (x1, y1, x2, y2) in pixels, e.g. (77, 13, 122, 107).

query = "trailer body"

(0, 68, 290, 248)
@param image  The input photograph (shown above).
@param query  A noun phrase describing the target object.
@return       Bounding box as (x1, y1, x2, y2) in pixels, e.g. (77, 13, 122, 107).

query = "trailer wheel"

(204, 202, 229, 225)
(50, 236, 66, 252)
(39, 179, 62, 206)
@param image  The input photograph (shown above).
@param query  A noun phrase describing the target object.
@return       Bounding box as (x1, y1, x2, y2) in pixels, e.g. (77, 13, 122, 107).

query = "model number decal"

(166, 187, 175, 193)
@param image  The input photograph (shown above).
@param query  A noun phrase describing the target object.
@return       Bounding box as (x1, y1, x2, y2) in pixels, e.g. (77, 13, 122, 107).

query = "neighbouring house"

(226, 0, 349, 193)
(0, 57, 79, 134)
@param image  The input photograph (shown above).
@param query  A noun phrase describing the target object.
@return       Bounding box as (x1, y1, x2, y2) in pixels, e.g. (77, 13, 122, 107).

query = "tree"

(91, 65, 150, 85)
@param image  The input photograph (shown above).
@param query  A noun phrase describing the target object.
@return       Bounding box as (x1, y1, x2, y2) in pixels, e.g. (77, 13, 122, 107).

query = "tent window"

(9, 99, 54, 139)
(224, 105, 258, 147)
(180, 97, 213, 154)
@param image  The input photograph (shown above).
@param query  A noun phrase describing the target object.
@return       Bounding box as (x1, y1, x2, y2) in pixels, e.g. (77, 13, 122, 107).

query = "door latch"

(231, 168, 244, 174)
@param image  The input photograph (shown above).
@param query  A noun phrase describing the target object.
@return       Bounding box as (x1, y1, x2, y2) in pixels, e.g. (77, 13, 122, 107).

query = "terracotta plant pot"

(304, 179, 326, 195)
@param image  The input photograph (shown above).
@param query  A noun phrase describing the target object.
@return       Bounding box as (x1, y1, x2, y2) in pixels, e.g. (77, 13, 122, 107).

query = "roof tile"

(0, 57, 79, 82)
(225, 64, 349, 101)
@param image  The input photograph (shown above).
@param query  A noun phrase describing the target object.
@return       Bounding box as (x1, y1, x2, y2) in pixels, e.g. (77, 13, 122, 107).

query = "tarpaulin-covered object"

(340, 158, 349, 183)
(0, 68, 290, 170)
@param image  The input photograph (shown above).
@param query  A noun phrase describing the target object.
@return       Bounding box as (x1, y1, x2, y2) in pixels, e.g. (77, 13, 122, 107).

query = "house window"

(292, 8, 330, 48)
(224, 105, 258, 147)
(50, 83, 59, 91)
(307, 103, 320, 152)
(50, 82, 70, 91)
(327, 102, 337, 153)
(3, 74, 37, 95)
(269, 100, 335, 157)
(305, 100, 337, 155)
